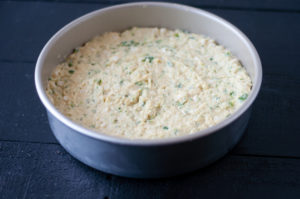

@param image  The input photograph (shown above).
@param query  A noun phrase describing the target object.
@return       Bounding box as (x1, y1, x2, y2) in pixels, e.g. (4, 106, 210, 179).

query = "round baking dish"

(35, 2, 262, 178)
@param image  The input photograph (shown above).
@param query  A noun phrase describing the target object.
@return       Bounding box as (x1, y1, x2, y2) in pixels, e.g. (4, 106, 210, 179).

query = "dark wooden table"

(1, 0, 300, 198)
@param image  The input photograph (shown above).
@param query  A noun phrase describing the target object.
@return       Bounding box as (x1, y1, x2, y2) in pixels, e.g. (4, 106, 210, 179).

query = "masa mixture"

(46, 27, 252, 139)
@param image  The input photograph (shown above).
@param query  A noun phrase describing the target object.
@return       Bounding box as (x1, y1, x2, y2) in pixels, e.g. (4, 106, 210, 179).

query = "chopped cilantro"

(135, 81, 143, 86)
(68, 70, 74, 74)
(142, 56, 154, 63)
(97, 79, 102, 85)
(239, 93, 248, 101)
(176, 83, 182, 88)
(230, 91, 235, 96)
(73, 48, 79, 53)
(176, 101, 186, 107)
(209, 57, 213, 61)
(174, 33, 179, 38)
(163, 126, 168, 130)
(120, 40, 139, 47)
(68, 62, 73, 67)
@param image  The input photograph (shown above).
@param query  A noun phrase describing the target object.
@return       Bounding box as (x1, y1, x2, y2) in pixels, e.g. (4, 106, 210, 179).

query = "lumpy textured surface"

(47, 27, 252, 139)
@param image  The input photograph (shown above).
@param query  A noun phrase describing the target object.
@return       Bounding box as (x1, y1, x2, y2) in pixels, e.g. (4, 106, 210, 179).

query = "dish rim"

(35, 1, 262, 146)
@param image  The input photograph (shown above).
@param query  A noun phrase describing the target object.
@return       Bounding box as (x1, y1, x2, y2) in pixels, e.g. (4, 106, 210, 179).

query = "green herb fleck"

(239, 93, 248, 101)
(209, 57, 213, 61)
(230, 91, 235, 96)
(48, 77, 51, 81)
(226, 52, 231, 56)
(69, 70, 74, 74)
(135, 81, 144, 86)
(142, 56, 154, 63)
(90, 124, 95, 128)
(156, 40, 162, 44)
(176, 83, 182, 88)
(120, 40, 139, 47)
(68, 62, 73, 67)
(174, 33, 179, 38)
(174, 129, 178, 135)
(176, 100, 186, 107)
(229, 101, 234, 107)
(120, 80, 124, 85)
(163, 126, 169, 130)
(73, 48, 79, 53)
(97, 79, 102, 86)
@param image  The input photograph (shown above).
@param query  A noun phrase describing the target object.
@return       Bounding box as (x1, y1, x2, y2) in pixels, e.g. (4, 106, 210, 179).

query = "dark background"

(1, 0, 300, 198)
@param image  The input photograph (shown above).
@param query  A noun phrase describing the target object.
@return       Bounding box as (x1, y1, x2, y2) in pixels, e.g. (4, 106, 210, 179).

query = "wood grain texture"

(0, 61, 57, 143)
(0, 1, 105, 62)
(1, 0, 300, 12)
(1, 141, 300, 199)
(0, 1, 300, 198)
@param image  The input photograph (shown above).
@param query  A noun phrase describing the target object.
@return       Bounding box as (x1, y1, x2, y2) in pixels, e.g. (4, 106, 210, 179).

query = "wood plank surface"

(0, 61, 56, 143)
(1, 141, 300, 199)
(0, 1, 300, 198)
(1, 0, 300, 12)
